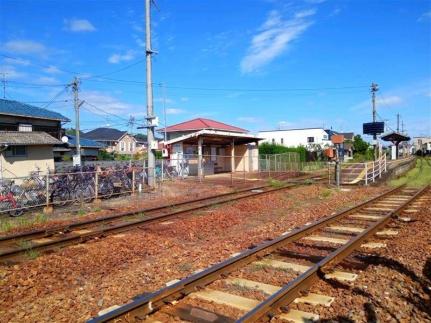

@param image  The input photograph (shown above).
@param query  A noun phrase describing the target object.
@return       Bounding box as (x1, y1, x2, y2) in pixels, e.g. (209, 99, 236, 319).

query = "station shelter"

(159, 118, 262, 177)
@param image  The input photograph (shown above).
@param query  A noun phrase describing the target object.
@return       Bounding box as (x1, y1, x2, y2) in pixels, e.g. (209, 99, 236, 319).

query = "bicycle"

(0, 180, 24, 217)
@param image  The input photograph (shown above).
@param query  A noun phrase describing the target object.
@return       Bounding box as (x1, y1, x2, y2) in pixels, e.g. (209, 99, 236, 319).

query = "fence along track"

(0, 174, 324, 262)
(88, 184, 430, 323)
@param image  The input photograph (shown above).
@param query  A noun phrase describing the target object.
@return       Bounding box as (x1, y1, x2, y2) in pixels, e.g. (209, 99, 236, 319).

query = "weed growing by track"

(267, 179, 285, 188)
(0, 213, 48, 233)
(390, 158, 431, 188)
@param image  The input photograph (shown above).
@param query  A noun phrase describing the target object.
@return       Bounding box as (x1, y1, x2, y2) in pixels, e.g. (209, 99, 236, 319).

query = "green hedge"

(258, 143, 307, 162)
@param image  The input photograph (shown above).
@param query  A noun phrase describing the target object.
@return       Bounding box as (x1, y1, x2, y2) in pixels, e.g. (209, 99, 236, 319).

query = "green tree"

(352, 135, 369, 154)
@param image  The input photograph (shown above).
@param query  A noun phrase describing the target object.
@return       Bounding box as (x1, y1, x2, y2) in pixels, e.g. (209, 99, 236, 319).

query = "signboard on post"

(72, 154, 81, 167)
(363, 122, 384, 136)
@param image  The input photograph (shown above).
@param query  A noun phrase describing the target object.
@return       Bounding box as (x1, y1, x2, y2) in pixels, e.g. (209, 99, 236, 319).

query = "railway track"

(88, 184, 430, 323)
(0, 174, 324, 263)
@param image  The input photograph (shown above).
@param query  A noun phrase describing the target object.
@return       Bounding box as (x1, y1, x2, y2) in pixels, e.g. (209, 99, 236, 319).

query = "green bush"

(259, 143, 307, 162)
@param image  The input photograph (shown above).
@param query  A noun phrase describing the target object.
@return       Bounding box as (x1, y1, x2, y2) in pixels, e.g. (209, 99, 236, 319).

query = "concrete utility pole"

(145, 0, 156, 187)
(397, 113, 400, 132)
(370, 82, 379, 159)
(72, 77, 82, 167)
(1, 73, 7, 99)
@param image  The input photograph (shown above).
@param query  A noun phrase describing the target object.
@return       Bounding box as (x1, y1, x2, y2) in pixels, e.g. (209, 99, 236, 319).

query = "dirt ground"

(0, 183, 386, 322)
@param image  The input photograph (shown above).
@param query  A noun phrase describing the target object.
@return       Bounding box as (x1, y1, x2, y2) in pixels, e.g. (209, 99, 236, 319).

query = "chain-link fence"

(0, 165, 151, 216)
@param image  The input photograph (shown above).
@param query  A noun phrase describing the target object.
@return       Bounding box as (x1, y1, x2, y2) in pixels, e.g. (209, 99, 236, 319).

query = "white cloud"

(0, 65, 26, 79)
(64, 18, 96, 32)
(154, 97, 174, 104)
(3, 40, 47, 55)
(108, 50, 136, 64)
(43, 65, 61, 74)
(166, 108, 185, 115)
(376, 96, 403, 106)
(237, 116, 260, 123)
(240, 9, 316, 73)
(418, 11, 431, 22)
(3, 57, 30, 66)
(180, 97, 189, 102)
(35, 76, 60, 85)
(81, 90, 143, 115)
(352, 95, 403, 111)
(277, 120, 294, 129)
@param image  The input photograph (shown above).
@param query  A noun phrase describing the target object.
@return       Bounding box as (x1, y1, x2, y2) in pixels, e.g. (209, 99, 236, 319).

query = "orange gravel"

(0, 184, 384, 322)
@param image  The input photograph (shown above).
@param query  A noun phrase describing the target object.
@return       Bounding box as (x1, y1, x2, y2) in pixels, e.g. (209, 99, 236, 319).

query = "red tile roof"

(162, 118, 248, 133)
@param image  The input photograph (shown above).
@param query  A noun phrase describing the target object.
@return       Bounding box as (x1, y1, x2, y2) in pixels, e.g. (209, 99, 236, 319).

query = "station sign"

(363, 122, 384, 135)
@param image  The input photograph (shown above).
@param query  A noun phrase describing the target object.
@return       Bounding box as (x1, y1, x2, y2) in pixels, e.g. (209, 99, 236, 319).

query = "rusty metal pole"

(132, 169, 136, 194)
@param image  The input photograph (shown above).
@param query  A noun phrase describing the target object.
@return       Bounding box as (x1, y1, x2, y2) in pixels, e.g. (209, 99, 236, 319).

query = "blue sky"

(1, 0, 430, 139)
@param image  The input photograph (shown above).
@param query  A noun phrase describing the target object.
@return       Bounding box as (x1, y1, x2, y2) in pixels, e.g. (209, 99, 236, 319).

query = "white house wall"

(258, 129, 332, 148)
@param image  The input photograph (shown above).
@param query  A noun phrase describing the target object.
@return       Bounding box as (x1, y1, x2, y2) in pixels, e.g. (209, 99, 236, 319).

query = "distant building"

(0, 99, 69, 178)
(339, 132, 354, 160)
(53, 135, 105, 161)
(0, 98, 69, 139)
(0, 131, 61, 178)
(412, 136, 431, 154)
(82, 128, 143, 155)
(257, 127, 334, 150)
(159, 118, 261, 175)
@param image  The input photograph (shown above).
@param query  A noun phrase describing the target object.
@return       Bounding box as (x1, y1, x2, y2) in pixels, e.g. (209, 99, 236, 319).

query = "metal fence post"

(45, 173, 50, 208)
(365, 163, 368, 185)
(132, 169, 136, 194)
(372, 161, 375, 182)
(95, 170, 99, 200)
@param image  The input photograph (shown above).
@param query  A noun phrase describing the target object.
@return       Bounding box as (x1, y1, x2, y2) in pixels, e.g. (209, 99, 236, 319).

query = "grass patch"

(34, 213, 48, 224)
(92, 207, 102, 213)
(25, 249, 40, 260)
(390, 158, 431, 188)
(178, 262, 193, 272)
(18, 240, 32, 249)
(0, 221, 14, 232)
(77, 209, 86, 216)
(320, 188, 332, 199)
(267, 179, 285, 188)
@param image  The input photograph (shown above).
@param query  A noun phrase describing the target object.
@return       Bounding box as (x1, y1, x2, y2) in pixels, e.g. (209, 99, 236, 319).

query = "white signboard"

(73, 154, 81, 166)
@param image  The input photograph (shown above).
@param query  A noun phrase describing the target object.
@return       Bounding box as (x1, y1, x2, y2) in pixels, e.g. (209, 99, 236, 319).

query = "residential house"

(339, 132, 354, 160)
(53, 135, 105, 162)
(159, 118, 262, 176)
(0, 131, 61, 179)
(0, 99, 69, 178)
(258, 127, 334, 150)
(412, 136, 431, 155)
(0, 98, 69, 139)
(82, 128, 141, 155)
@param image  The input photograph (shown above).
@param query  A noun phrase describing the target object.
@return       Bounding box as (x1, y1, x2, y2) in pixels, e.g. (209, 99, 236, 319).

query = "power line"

(82, 101, 130, 122)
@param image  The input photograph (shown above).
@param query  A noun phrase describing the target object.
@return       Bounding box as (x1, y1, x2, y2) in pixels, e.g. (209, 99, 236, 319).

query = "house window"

(323, 134, 328, 140)
(281, 138, 284, 144)
(5, 145, 27, 157)
(120, 141, 125, 151)
(18, 124, 32, 132)
(307, 137, 315, 143)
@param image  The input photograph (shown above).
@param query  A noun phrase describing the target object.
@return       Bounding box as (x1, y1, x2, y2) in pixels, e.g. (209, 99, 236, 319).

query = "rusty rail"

(0, 175, 325, 262)
(88, 184, 429, 323)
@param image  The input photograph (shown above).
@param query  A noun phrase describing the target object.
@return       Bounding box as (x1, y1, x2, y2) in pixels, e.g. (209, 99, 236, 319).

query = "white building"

(412, 137, 431, 154)
(257, 127, 333, 150)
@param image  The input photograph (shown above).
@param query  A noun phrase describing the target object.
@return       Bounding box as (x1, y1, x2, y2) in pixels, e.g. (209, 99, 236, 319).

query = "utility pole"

(145, 0, 156, 187)
(1, 73, 7, 99)
(370, 82, 379, 159)
(397, 113, 400, 132)
(72, 77, 82, 167)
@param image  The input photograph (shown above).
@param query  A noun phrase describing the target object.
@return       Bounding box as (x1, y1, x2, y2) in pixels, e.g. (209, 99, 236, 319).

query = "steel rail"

(0, 177, 324, 261)
(88, 185, 409, 323)
(0, 173, 322, 243)
(238, 184, 429, 322)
